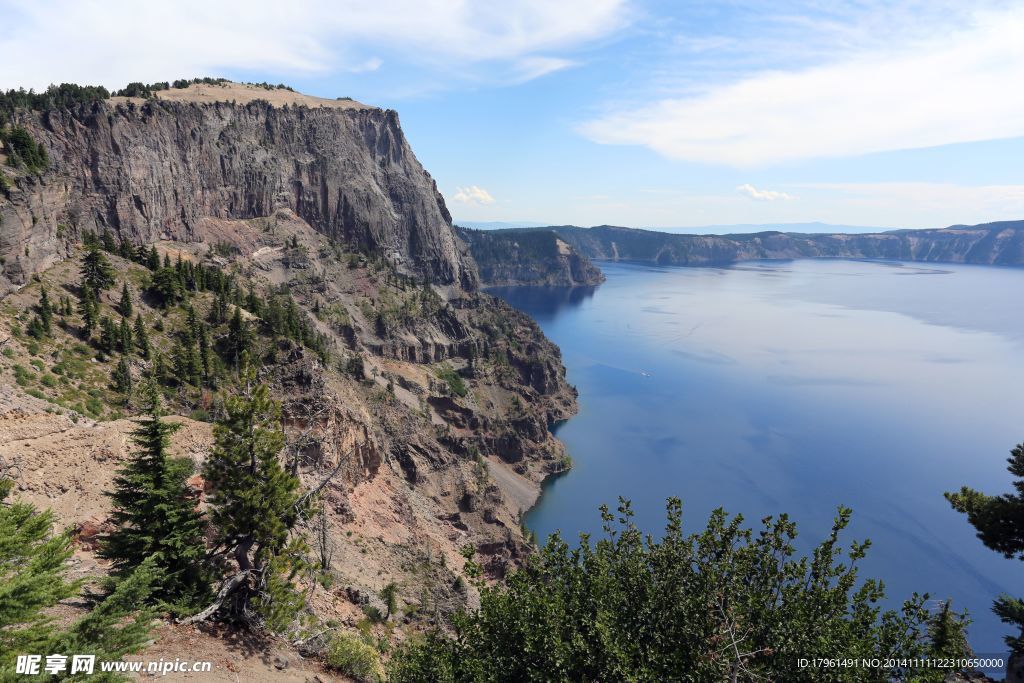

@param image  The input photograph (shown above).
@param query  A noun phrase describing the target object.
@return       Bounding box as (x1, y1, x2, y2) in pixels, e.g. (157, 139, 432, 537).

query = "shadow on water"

(486, 285, 597, 322)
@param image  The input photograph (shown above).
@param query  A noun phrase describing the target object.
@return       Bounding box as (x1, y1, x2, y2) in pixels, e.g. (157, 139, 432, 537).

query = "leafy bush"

(389, 499, 968, 683)
(325, 632, 383, 682)
(436, 363, 468, 398)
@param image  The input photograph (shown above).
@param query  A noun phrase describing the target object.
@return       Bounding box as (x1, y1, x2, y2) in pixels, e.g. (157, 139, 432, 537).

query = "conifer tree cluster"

(99, 389, 211, 612)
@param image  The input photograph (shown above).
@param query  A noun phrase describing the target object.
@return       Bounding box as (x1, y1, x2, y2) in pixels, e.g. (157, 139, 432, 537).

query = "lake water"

(490, 259, 1024, 657)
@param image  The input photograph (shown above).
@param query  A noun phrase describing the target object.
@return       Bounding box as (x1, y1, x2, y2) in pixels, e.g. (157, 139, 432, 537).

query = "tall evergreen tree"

(226, 307, 251, 369)
(78, 286, 98, 338)
(947, 442, 1024, 653)
(198, 323, 211, 382)
(133, 314, 150, 359)
(99, 316, 117, 355)
(112, 355, 132, 395)
(201, 374, 308, 629)
(118, 281, 133, 318)
(147, 245, 160, 271)
(99, 391, 211, 611)
(37, 286, 53, 335)
(118, 316, 133, 354)
(80, 244, 115, 293)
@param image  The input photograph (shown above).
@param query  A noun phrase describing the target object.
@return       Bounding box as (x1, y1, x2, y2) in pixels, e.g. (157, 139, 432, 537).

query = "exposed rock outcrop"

(457, 226, 604, 286)
(0, 88, 476, 294)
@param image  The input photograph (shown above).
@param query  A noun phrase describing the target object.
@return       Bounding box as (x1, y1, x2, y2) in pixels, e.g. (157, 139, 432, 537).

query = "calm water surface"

(491, 259, 1024, 655)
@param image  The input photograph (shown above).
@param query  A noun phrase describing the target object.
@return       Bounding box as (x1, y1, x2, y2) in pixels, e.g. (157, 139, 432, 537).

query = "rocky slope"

(542, 221, 1024, 267)
(0, 82, 577, 679)
(457, 226, 604, 286)
(0, 82, 475, 296)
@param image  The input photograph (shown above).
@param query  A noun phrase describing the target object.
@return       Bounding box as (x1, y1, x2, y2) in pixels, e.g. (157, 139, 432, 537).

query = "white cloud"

(347, 57, 383, 74)
(736, 184, 793, 201)
(0, 0, 628, 91)
(452, 186, 496, 205)
(580, 5, 1024, 166)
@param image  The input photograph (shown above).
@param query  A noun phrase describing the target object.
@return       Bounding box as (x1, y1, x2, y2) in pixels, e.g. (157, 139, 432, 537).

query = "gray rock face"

(457, 226, 605, 286)
(0, 99, 476, 293)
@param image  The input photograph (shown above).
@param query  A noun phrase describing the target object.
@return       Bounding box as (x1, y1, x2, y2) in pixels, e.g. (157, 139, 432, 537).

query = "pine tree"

(78, 285, 98, 338)
(99, 316, 117, 355)
(134, 314, 150, 358)
(80, 244, 115, 292)
(202, 374, 308, 629)
(150, 267, 182, 308)
(947, 442, 1024, 653)
(147, 245, 160, 271)
(118, 281, 133, 317)
(151, 350, 168, 385)
(101, 230, 117, 253)
(119, 316, 133, 354)
(226, 307, 250, 369)
(112, 355, 132, 394)
(99, 392, 211, 611)
(37, 286, 53, 335)
(198, 323, 211, 382)
(0, 479, 157, 672)
(185, 304, 199, 338)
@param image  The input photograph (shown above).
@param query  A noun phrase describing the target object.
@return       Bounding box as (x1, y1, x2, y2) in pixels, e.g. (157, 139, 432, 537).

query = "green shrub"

(325, 632, 383, 682)
(389, 500, 969, 683)
(13, 364, 32, 386)
(1, 347, 13, 358)
(435, 363, 468, 398)
(40, 373, 58, 388)
(84, 397, 103, 417)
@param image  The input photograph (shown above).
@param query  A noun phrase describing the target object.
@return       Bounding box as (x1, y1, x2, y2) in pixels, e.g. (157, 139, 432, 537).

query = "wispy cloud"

(452, 186, 496, 205)
(347, 57, 383, 74)
(0, 0, 629, 91)
(736, 184, 793, 201)
(581, 3, 1024, 166)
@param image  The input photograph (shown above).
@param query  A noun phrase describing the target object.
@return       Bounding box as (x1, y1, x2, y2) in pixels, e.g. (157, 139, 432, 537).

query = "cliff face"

(547, 222, 1024, 267)
(0, 95, 476, 293)
(0, 85, 581, 666)
(457, 226, 605, 286)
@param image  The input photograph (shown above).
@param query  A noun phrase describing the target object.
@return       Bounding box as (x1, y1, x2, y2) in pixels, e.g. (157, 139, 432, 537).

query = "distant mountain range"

(457, 220, 899, 235)
(525, 220, 1024, 268)
(459, 220, 1024, 286)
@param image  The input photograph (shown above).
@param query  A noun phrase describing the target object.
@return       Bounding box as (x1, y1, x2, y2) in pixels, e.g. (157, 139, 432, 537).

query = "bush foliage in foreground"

(390, 500, 968, 682)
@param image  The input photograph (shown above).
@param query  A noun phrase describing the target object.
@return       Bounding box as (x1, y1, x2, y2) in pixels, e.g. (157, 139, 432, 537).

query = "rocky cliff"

(457, 226, 604, 286)
(0, 83, 476, 295)
(544, 221, 1024, 267)
(0, 83, 578, 678)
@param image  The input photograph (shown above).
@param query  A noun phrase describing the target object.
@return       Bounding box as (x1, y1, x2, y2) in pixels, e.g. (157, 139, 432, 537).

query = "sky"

(3, 0, 1024, 230)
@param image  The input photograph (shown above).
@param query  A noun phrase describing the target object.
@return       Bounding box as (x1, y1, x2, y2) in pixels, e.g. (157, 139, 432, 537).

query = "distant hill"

(530, 220, 1024, 267)
(457, 227, 605, 286)
(657, 221, 898, 235)
(455, 220, 553, 230)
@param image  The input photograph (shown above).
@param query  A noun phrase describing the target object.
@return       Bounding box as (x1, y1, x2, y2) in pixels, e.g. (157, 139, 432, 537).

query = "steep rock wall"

(0, 98, 476, 293)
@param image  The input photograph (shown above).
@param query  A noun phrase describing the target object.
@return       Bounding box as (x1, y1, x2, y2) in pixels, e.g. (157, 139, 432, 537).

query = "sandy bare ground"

(109, 82, 374, 111)
(485, 456, 540, 513)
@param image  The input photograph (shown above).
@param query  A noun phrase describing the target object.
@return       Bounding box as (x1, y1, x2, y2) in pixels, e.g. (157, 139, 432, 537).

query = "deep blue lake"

(491, 259, 1024, 657)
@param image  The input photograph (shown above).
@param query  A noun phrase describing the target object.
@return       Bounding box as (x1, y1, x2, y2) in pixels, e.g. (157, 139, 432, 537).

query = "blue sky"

(4, 0, 1024, 229)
